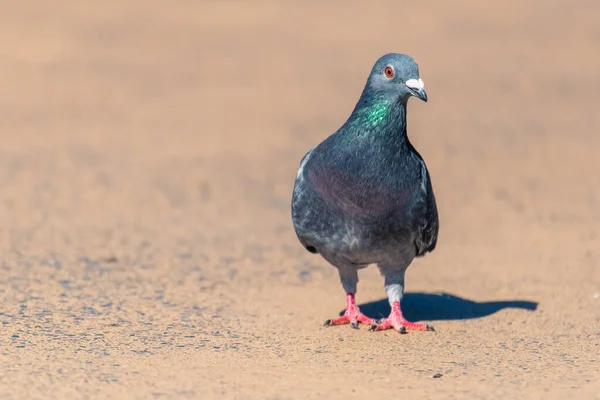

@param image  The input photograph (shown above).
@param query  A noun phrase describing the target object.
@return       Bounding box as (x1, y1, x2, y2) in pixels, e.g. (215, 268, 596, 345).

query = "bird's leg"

(369, 265, 434, 333)
(369, 300, 433, 332)
(324, 293, 375, 328)
(324, 267, 375, 329)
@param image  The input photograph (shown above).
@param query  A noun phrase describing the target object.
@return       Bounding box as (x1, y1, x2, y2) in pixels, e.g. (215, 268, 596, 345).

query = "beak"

(412, 87, 428, 102)
(405, 78, 428, 102)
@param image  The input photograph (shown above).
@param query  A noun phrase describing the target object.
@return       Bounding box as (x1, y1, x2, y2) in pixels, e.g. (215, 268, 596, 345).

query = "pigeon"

(291, 53, 439, 333)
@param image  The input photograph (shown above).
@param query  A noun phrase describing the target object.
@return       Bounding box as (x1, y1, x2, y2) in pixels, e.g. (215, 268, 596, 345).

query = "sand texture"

(0, 1, 599, 399)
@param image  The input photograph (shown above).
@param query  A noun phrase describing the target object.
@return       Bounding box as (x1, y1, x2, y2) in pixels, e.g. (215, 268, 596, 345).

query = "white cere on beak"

(405, 78, 424, 90)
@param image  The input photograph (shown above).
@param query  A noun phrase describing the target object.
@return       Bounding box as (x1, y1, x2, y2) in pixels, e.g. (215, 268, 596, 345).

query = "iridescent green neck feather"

(361, 101, 390, 127)
(346, 94, 406, 135)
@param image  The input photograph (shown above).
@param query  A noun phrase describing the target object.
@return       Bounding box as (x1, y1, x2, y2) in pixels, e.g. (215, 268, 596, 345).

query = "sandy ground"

(0, 1, 599, 399)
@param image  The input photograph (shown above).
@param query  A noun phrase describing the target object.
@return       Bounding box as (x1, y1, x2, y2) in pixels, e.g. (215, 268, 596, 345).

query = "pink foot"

(369, 301, 434, 333)
(324, 293, 376, 329)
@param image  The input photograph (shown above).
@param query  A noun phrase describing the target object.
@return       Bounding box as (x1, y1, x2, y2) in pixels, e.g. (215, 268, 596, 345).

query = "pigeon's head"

(366, 53, 427, 103)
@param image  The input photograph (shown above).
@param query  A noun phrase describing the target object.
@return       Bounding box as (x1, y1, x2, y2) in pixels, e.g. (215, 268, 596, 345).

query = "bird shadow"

(350, 292, 538, 322)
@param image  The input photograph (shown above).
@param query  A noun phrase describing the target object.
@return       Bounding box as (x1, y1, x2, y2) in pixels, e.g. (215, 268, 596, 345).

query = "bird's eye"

(384, 66, 394, 79)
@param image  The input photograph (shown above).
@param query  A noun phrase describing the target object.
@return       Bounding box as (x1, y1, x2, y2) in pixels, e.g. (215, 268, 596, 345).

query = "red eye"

(384, 66, 394, 78)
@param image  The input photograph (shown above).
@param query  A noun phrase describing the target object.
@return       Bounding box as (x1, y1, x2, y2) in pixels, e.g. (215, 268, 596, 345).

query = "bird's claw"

(368, 319, 384, 331)
(323, 311, 375, 328)
(368, 323, 406, 333)
(322, 294, 376, 329)
(368, 301, 435, 333)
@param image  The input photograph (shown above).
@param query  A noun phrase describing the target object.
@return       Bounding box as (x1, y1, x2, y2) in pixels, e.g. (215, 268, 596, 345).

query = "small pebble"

(433, 373, 443, 378)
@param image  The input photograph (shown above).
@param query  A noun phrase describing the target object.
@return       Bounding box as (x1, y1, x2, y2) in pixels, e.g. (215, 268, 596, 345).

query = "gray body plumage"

(291, 53, 439, 306)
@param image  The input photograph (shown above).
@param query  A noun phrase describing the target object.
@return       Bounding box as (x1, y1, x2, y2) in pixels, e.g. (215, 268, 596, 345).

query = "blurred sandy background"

(0, 1, 599, 399)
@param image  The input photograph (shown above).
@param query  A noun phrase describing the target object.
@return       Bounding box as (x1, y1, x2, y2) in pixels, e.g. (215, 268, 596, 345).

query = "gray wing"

(415, 165, 439, 257)
(291, 148, 319, 254)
